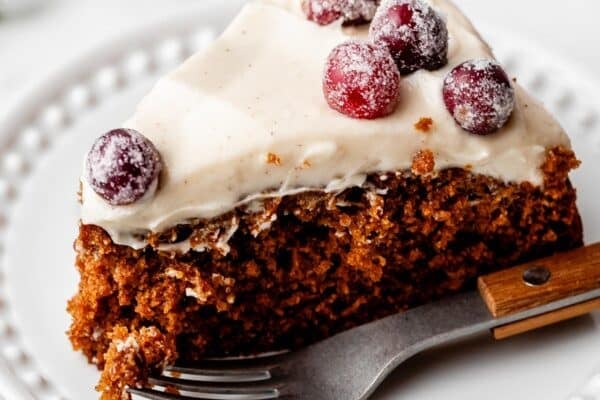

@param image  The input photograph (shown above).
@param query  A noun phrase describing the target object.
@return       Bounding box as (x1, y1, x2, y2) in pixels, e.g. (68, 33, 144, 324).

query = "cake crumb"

(92, 327, 103, 341)
(414, 117, 434, 132)
(186, 285, 212, 303)
(251, 213, 277, 237)
(115, 335, 139, 353)
(267, 153, 282, 166)
(412, 149, 435, 175)
(165, 268, 184, 279)
(94, 326, 176, 400)
(215, 217, 239, 256)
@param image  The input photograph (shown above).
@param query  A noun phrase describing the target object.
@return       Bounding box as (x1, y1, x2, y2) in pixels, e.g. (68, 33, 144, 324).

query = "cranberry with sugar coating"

(323, 41, 401, 119)
(443, 59, 515, 135)
(302, 0, 343, 25)
(302, 0, 380, 26)
(370, 0, 448, 74)
(86, 128, 162, 205)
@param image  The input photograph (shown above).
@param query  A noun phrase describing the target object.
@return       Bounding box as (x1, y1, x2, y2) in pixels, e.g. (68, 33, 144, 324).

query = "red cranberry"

(302, 0, 380, 26)
(343, 0, 380, 25)
(370, 0, 448, 74)
(302, 0, 343, 25)
(323, 41, 401, 119)
(86, 128, 162, 205)
(443, 60, 515, 135)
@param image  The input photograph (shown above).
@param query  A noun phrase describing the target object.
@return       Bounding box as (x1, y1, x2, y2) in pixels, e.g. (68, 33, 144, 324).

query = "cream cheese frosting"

(81, 0, 571, 248)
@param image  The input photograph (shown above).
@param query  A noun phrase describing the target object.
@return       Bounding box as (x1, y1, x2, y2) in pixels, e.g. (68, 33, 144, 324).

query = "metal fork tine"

(128, 388, 180, 400)
(163, 352, 289, 383)
(149, 375, 283, 393)
(129, 353, 291, 399)
(128, 385, 280, 400)
(197, 351, 289, 361)
(167, 351, 288, 372)
(161, 367, 272, 383)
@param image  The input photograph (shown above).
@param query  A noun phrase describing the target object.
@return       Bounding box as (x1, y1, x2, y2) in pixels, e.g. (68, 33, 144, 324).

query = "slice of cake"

(67, 0, 583, 398)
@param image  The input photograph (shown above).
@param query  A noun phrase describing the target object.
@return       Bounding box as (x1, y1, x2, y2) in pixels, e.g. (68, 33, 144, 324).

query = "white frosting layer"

(81, 0, 571, 248)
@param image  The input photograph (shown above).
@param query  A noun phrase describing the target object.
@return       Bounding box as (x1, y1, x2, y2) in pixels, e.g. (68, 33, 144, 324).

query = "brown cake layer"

(68, 147, 583, 399)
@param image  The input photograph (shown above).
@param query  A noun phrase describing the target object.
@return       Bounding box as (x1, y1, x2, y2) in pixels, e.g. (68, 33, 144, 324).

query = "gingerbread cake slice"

(68, 0, 583, 398)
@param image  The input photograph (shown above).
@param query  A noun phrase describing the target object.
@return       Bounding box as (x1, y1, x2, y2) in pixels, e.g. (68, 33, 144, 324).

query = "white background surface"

(0, 0, 598, 126)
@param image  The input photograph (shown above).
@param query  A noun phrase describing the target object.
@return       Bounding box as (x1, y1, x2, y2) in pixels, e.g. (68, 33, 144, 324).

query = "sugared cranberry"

(323, 41, 401, 119)
(86, 128, 162, 205)
(302, 0, 343, 25)
(302, 0, 380, 26)
(443, 59, 515, 135)
(343, 0, 380, 25)
(370, 0, 448, 74)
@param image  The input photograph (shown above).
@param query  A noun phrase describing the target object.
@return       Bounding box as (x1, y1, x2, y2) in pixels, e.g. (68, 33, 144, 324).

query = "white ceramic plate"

(0, 2, 599, 399)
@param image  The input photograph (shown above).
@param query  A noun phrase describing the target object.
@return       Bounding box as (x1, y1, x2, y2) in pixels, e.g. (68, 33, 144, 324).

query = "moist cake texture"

(69, 148, 582, 399)
(68, 0, 584, 399)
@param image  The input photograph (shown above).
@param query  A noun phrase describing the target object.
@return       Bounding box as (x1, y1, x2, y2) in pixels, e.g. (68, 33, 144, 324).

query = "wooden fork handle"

(477, 243, 600, 340)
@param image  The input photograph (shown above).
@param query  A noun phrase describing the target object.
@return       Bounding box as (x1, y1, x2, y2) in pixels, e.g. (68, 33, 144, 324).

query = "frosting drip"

(81, 0, 571, 248)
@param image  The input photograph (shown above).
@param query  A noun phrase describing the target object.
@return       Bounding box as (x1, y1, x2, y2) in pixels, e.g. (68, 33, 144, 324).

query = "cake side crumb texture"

(68, 147, 582, 399)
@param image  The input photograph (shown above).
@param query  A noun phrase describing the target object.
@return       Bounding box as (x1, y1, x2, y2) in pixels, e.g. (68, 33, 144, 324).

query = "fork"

(130, 243, 600, 400)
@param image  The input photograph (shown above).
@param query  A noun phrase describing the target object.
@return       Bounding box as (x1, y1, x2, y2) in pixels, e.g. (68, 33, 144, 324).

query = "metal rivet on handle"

(523, 266, 552, 287)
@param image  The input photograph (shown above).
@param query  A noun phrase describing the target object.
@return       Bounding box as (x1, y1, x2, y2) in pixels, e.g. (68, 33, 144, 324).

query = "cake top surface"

(81, 0, 571, 247)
